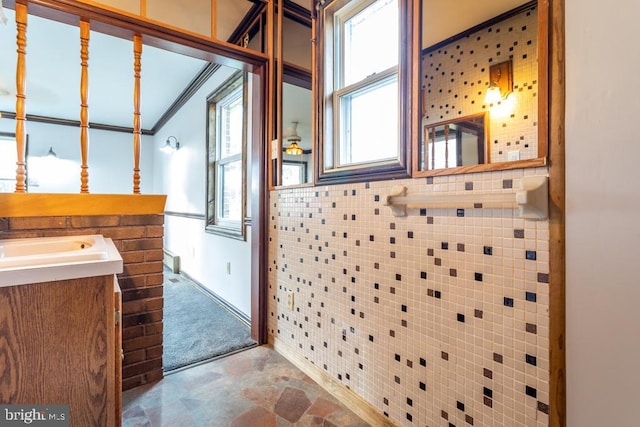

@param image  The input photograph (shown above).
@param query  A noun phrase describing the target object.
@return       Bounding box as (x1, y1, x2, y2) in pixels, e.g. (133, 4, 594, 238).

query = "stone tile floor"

(123, 345, 370, 426)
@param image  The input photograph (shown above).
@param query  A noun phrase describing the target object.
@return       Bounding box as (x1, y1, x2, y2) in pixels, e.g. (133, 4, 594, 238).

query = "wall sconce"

(284, 122, 303, 156)
(45, 146, 57, 158)
(485, 60, 513, 104)
(161, 136, 180, 153)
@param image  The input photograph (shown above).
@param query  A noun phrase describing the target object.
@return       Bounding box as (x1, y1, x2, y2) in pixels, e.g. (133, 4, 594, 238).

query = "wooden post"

(80, 20, 90, 193)
(133, 35, 142, 194)
(14, 3, 27, 193)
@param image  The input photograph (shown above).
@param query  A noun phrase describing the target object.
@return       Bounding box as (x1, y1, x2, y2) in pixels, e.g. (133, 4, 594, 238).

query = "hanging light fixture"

(285, 122, 303, 156)
(46, 146, 57, 158)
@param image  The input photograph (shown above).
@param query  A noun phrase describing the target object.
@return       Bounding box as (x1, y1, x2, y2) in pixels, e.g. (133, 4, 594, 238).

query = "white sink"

(0, 234, 123, 287)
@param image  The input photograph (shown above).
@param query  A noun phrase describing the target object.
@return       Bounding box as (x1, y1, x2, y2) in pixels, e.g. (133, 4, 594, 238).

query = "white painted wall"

(0, 119, 154, 193)
(152, 65, 253, 318)
(566, 1, 640, 426)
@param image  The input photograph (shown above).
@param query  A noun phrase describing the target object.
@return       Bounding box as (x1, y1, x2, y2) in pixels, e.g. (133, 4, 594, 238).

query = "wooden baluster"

(14, 3, 27, 193)
(80, 21, 90, 193)
(444, 124, 449, 169)
(132, 35, 142, 194)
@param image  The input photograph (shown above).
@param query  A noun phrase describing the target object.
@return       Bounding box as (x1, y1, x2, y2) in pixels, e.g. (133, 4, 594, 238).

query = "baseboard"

(179, 270, 251, 327)
(271, 336, 397, 427)
(163, 249, 180, 273)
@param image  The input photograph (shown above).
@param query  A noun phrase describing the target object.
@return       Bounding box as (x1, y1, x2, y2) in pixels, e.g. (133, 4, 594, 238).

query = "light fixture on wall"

(284, 122, 303, 156)
(485, 59, 513, 104)
(161, 136, 180, 153)
(45, 146, 57, 158)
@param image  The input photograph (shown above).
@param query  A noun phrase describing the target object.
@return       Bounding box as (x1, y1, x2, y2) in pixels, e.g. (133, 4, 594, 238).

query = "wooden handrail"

(14, 3, 27, 193)
(80, 20, 90, 193)
(132, 34, 142, 194)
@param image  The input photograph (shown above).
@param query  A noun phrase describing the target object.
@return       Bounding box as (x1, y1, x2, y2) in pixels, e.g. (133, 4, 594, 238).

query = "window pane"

(343, 0, 398, 86)
(218, 88, 243, 159)
(219, 160, 242, 221)
(339, 76, 398, 165)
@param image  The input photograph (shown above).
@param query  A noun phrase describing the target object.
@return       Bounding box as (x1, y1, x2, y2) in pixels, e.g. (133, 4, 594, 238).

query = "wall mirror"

(422, 113, 486, 171)
(416, 0, 547, 176)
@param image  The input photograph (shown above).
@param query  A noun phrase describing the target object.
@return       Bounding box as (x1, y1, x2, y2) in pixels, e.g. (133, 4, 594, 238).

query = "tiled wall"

(422, 5, 539, 163)
(0, 214, 164, 390)
(268, 167, 550, 426)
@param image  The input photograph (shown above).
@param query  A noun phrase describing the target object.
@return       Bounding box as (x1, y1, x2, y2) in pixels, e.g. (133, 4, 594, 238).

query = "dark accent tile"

(374, 195, 380, 202)
(420, 358, 426, 367)
(390, 237, 396, 244)
(395, 274, 402, 281)
(395, 354, 401, 362)
(465, 414, 474, 425)
(484, 387, 493, 398)
(514, 229, 525, 238)
(538, 273, 549, 283)
(538, 401, 549, 414)
(442, 351, 449, 361)
(406, 360, 413, 368)
(442, 242, 449, 250)
(525, 386, 537, 398)
(493, 353, 503, 364)
(484, 246, 493, 255)
(406, 413, 412, 422)
(504, 297, 514, 307)
(435, 258, 442, 266)
(394, 376, 401, 384)
(474, 309, 483, 319)
(408, 231, 414, 238)
(465, 182, 473, 190)
(421, 271, 428, 279)
(457, 313, 465, 322)
(526, 250, 537, 260)
(435, 291, 442, 299)
(401, 304, 407, 312)
(406, 398, 413, 406)
(419, 382, 426, 391)
(420, 208, 427, 216)
(484, 368, 493, 379)
(427, 248, 434, 256)
(427, 216, 434, 224)
(450, 269, 457, 277)
(457, 243, 465, 252)
(484, 397, 493, 408)
(441, 410, 448, 420)
(457, 401, 465, 411)
(526, 292, 537, 302)
(526, 354, 537, 366)
(526, 323, 537, 334)
(503, 179, 513, 189)
(457, 209, 465, 217)
(475, 273, 483, 282)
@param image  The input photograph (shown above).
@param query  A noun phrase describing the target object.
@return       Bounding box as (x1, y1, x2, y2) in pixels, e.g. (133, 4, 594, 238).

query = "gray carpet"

(163, 271, 256, 372)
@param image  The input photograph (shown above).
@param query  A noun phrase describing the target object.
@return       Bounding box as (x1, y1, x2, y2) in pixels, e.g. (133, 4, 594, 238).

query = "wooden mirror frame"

(411, 0, 549, 177)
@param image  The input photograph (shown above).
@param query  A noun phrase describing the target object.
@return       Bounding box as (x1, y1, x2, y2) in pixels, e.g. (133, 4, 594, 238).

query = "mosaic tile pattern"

(422, 5, 539, 163)
(268, 167, 550, 426)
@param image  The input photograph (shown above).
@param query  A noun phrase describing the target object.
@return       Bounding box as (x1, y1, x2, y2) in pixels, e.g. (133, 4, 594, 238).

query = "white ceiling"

(0, 7, 209, 130)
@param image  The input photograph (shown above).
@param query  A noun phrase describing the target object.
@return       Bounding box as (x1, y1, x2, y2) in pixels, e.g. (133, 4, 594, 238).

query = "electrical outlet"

(508, 150, 520, 161)
(286, 292, 295, 310)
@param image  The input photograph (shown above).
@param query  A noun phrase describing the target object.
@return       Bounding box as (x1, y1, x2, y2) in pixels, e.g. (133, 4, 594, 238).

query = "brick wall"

(0, 214, 164, 390)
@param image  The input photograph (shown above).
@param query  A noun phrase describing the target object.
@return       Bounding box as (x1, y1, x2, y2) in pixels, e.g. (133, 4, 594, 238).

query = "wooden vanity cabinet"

(0, 274, 122, 427)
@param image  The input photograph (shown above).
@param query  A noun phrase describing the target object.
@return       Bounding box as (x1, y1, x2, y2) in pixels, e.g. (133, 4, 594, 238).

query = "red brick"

(122, 349, 146, 365)
(144, 322, 163, 335)
(122, 286, 162, 302)
(123, 261, 163, 277)
(41, 229, 99, 237)
(122, 358, 162, 378)
(9, 217, 67, 230)
(122, 375, 144, 391)
(123, 297, 163, 315)
(70, 215, 121, 228)
(117, 275, 147, 290)
(145, 225, 164, 238)
(121, 214, 164, 226)
(123, 334, 162, 352)
(123, 310, 163, 328)
(146, 274, 164, 286)
(144, 368, 164, 384)
(121, 238, 162, 251)
(101, 226, 146, 240)
(144, 249, 164, 262)
(146, 345, 163, 359)
(123, 325, 144, 340)
(121, 251, 145, 264)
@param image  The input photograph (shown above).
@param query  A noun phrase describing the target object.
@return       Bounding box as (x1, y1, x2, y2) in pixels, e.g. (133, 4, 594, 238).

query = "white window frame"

(206, 71, 247, 240)
(316, 0, 412, 184)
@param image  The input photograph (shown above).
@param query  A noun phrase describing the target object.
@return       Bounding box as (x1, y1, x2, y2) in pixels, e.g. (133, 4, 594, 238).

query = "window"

(206, 72, 247, 239)
(316, 0, 412, 183)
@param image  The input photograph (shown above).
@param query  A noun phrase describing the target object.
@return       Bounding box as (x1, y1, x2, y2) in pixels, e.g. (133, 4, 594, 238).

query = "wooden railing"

(9, 3, 143, 195)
